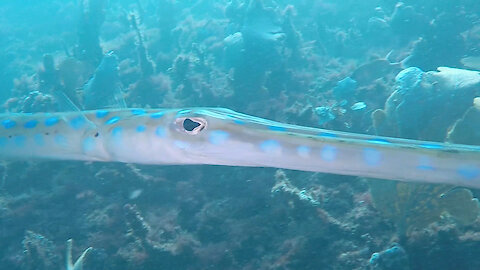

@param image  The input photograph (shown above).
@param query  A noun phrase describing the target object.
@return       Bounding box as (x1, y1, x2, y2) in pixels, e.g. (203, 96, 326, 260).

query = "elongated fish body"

(1, 108, 480, 188)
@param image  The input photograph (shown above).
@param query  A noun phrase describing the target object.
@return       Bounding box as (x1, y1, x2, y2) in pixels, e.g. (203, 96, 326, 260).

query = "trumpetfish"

(0, 107, 479, 188)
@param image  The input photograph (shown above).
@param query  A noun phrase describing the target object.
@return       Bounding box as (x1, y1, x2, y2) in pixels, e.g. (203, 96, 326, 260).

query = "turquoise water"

(1, 1, 480, 269)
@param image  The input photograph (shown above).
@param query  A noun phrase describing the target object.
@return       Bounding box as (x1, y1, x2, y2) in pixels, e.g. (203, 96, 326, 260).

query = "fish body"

(1, 108, 480, 188)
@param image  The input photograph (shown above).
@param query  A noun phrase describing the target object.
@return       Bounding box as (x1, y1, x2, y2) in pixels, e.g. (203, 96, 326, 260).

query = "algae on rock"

(369, 180, 480, 238)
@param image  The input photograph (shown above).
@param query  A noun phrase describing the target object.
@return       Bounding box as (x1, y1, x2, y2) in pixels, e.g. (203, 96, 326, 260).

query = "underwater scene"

(1, 0, 480, 269)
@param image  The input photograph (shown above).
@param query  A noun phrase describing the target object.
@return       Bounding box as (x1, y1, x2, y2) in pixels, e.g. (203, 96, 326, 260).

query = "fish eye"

(183, 118, 201, 131)
(175, 117, 207, 135)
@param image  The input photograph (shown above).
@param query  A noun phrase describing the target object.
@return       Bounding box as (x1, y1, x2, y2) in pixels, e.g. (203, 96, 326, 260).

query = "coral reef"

(369, 243, 409, 270)
(369, 179, 480, 238)
(405, 222, 480, 270)
(373, 67, 480, 141)
(22, 231, 60, 270)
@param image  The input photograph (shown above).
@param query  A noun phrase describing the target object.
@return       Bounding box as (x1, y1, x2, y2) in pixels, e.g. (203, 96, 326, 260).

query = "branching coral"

(271, 170, 320, 206)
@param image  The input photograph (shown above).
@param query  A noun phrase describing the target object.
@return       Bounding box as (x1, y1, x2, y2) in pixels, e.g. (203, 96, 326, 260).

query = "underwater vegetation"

(369, 180, 480, 238)
(1, 0, 480, 269)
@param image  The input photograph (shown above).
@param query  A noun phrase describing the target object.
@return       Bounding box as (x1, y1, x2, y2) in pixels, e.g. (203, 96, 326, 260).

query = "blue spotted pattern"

(174, 140, 189, 149)
(54, 135, 67, 145)
(419, 143, 443, 150)
(82, 137, 95, 152)
(112, 126, 123, 137)
(363, 148, 382, 166)
(136, 125, 146, 132)
(233, 119, 245, 125)
(177, 109, 191, 115)
(268, 126, 287, 132)
(209, 130, 230, 145)
(24, 120, 38, 129)
(70, 116, 86, 130)
(457, 166, 480, 180)
(417, 164, 435, 171)
(155, 127, 166, 137)
(150, 112, 165, 119)
(2, 119, 16, 129)
(260, 140, 282, 154)
(106, 116, 120, 125)
(318, 132, 338, 138)
(131, 109, 146, 115)
(96, 110, 109, 118)
(368, 138, 391, 145)
(45, 117, 59, 126)
(321, 145, 337, 161)
(417, 156, 434, 171)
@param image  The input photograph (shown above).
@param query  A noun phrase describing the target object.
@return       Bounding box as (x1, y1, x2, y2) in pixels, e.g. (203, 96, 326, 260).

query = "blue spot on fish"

(2, 119, 16, 129)
(54, 135, 67, 145)
(268, 126, 287, 132)
(368, 138, 391, 145)
(318, 132, 338, 138)
(112, 126, 123, 137)
(260, 140, 281, 154)
(150, 112, 165, 119)
(321, 145, 337, 161)
(132, 109, 146, 115)
(155, 127, 166, 137)
(106, 116, 120, 125)
(417, 165, 435, 171)
(96, 110, 109, 118)
(419, 143, 443, 150)
(233, 119, 245, 125)
(111, 127, 123, 144)
(14, 135, 26, 147)
(209, 130, 230, 145)
(417, 156, 434, 171)
(34, 134, 44, 146)
(2, 119, 17, 129)
(45, 117, 59, 126)
(136, 125, 146, 132)
(363, 148, 382, 166)
(70, 116, 86, 130)
(177, 109, 191, 115)
(457, 166, 480, 180)
(24, 120, 38, 129)
(82, 137, 95, 152)
(174, 140, 189, 149)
